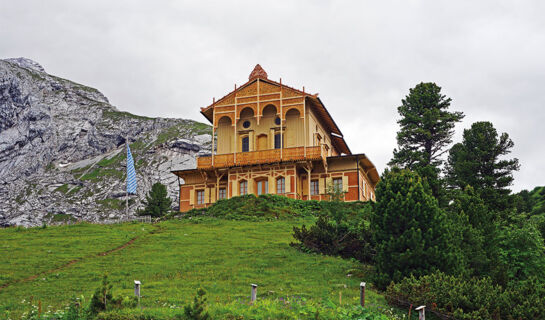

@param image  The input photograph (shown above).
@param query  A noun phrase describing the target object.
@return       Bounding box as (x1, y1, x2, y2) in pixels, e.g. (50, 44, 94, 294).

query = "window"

(274, 133, 283, 149)
(276, 177, 285, 194)
(196, 190, 205, 204)
(310, 180, 319, 195)
(333, 177, 343, 192)
(243, 120, 251, 129)
(257, 180, 268, 195)
(239, 180, 248, 195)
(218, 188, 226, 200)
(242, 136, 249, 152)
(275, 117, 281, 125)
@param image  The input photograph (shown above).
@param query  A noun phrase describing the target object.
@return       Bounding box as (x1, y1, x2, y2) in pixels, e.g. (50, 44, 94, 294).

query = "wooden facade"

(172, 65, 379, 211)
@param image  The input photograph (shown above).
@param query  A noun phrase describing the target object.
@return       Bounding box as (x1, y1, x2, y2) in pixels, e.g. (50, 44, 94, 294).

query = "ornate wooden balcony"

(197, 146, 324, 169)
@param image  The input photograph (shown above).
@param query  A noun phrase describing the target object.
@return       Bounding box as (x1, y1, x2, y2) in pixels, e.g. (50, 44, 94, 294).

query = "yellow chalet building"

(172, 65, 379, 211)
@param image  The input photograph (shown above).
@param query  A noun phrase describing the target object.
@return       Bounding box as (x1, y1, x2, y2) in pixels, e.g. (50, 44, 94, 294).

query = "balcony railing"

(197, 146, 324, 169)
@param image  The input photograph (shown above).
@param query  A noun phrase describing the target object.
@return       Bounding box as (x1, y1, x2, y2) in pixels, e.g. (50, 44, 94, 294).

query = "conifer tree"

(371, 169, 461, 289)
(445, 121, 520, 212)
(389, 82, 464, 199)
(140, 182, 172, 217)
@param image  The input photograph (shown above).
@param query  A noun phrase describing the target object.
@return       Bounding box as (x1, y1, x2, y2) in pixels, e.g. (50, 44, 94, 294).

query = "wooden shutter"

(268, 176, 275, 194)
(286, 176, 291, 193)
(189, 189, 195, 205)
(326, 177, 332, 191)
(248, 179, 254, 194)
(342, 175, 348, 192)
(269, 129, 275, 148)
(204, 188, 210, 203)
(232, 181, 238, 196)
(319, 178, 326, 195)
(210, 187, 216, 203)
(249, 131, 255, 151)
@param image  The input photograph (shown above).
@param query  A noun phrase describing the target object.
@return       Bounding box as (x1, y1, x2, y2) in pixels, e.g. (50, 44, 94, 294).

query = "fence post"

(360, 282, 366, 307)
(251, 284, 258, 303)
(415, 305, 425, 320)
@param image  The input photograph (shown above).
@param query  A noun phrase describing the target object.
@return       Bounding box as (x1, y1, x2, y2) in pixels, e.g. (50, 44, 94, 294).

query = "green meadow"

(0, 218, 395, 319)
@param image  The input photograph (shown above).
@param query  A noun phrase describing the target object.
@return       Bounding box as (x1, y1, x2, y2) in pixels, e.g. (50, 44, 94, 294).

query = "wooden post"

(279, 78, 283, 160)
(134, 280, 141, 297)
(251, 284, 258, 303)
(257, 79, 260, 125)
(303, 86, 306, 157)
(212, 97, 215, 166)
(234, 84, 237, 164)
(134, 280, 141, 309)
(360, 282, 365, 307)
(416, 305, 425, 320)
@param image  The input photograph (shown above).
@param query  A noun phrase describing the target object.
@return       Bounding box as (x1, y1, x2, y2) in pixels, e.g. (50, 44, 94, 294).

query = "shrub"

(88, 274, 136, 316)
(291, 202, 374, 262)
(183, 288, 210, 320)
(174, 194, 368, 221)
(386, 272, 545, 320)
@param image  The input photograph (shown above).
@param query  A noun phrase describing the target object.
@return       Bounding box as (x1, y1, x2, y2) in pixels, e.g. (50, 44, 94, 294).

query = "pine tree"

(445, 121, 520, 212)
(140, 182, 172, 217)
(389, 82, 464, 199)
(446, 186, 496, 277)
(371, 169, 461, 289)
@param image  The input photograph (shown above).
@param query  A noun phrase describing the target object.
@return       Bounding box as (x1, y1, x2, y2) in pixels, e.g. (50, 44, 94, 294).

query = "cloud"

(1, 0, 543, 191)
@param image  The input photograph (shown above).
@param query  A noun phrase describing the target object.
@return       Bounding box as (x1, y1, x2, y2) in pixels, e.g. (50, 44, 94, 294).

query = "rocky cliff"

(0, 58, 211, 226)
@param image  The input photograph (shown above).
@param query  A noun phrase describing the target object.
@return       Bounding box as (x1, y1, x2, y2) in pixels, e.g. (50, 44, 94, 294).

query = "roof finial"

(249, 64, 268, 80)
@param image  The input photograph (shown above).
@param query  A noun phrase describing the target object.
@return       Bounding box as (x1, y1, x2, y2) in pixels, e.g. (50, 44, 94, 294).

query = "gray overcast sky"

(1, 1, 544, 191)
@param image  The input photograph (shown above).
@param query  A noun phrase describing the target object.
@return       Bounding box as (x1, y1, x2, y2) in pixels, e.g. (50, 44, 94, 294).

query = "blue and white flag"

(126, 144, 137, 194)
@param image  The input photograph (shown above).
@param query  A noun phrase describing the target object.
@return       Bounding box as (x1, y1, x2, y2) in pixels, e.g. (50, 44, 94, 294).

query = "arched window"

(239, 180, 248, 195)
(276, 177, 285, 194)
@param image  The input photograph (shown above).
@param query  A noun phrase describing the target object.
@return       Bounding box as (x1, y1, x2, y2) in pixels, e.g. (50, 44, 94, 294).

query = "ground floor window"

(239, 180, 248, 195)
(218, 188, 226, 200)
(310, 180, 319, 195)
(276, 177, 285, 194)
(257, 180, 268, 195)
(196, 189, 205, 204)
(333, 177, 343, 192)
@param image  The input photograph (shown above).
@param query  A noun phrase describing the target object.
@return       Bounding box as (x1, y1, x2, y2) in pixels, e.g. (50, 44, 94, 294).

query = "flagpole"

(126, 136, 129, 217)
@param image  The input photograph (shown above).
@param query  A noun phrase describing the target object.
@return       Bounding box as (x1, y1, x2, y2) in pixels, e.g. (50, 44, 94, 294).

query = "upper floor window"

(243, 120, 251, 129)
(276, 177, 285, 194)
(239, 180, 248, 195)
(275, 117, 281, 125)
(242, 136, 249, 152)
(218, 188, 226, 200)
(310, 180, 319, 195)
(333, 177, 343, 192)
(274, 133, 283, 149)
(196, 189, 205, 204)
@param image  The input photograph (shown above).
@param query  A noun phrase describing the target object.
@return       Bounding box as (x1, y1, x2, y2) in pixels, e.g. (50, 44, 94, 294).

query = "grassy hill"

(0, 217, 401, 319)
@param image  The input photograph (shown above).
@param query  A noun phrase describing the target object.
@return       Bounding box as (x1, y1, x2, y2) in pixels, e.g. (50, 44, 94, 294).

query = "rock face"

(0, 58, 211, 226)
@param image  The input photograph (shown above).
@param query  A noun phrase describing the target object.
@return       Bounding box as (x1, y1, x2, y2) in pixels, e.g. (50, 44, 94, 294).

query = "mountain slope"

(0, 57, 211, 226)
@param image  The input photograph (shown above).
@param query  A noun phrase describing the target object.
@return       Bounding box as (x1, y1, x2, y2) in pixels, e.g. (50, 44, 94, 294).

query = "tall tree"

(389, 82, 464, 199)
(371, 169, 462, 289)
(445, 121, 520, 212)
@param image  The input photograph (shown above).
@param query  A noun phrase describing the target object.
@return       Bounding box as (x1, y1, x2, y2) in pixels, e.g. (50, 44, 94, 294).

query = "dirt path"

(0, 225, 162, 292)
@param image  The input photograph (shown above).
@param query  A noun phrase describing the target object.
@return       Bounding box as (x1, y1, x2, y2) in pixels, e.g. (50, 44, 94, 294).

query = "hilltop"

(0, 58, 211, 226)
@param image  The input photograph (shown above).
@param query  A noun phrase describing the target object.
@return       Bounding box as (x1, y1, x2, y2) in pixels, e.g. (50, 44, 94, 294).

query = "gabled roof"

(200, 65, 351, 155)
